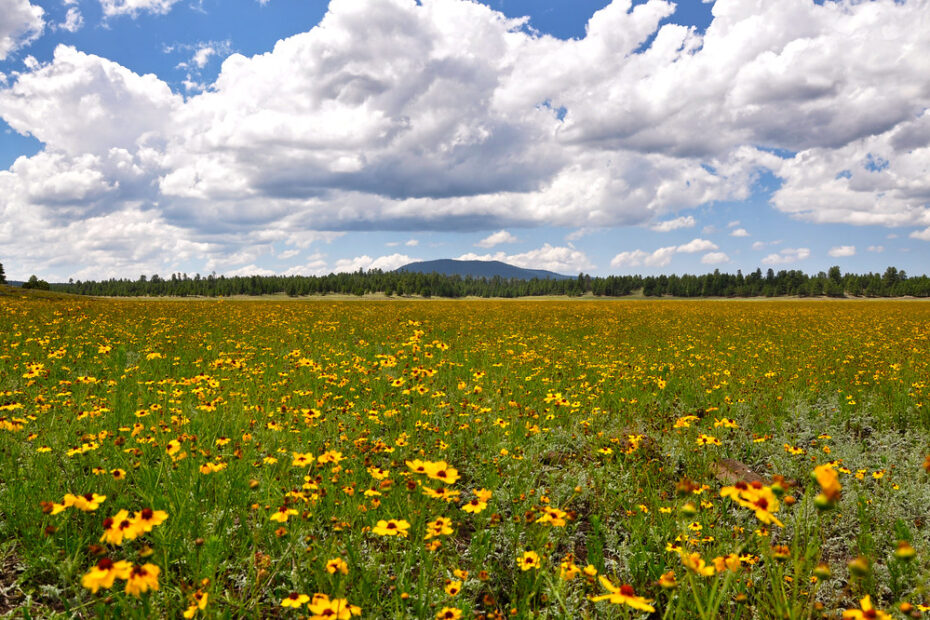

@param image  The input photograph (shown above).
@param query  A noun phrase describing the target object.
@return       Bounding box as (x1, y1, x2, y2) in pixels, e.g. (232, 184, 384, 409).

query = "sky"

(0, 0, 929, 281)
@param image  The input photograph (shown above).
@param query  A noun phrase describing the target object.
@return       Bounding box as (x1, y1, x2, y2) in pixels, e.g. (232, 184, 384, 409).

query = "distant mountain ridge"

(395, 259, 572, 280)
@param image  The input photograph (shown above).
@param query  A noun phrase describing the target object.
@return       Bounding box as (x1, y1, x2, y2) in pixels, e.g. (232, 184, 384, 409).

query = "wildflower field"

(3, 292, 930, 619)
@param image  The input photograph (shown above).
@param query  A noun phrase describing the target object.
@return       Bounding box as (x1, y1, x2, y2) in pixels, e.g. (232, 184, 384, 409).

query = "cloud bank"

(1, 0, 929, 278)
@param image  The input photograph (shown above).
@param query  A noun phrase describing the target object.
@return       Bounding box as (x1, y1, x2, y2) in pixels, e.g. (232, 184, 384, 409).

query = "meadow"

(1, 293, 930, 618)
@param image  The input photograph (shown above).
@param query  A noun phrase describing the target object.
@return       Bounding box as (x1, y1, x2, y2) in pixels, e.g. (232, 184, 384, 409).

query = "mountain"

(395, 259, 572, 280)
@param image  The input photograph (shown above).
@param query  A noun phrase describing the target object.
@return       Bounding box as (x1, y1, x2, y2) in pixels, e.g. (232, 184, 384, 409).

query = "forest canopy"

(26, 265, 930, 299)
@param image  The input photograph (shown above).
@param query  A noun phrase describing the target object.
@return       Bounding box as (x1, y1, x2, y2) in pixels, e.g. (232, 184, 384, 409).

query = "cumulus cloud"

(458, 243, 594, 274)
(828, 245, 856, 257)
(761, 247, 811, 265)
(0, 0, 44, 60)
(0, 45, 181, 155)
(867, 245, 884, 253)
(57, 7, 83, 33)
(98, 0, 182, 18)
(676, 238, 718, 253)
(476, 230, 518, 248)
(701, 251, 730, 265)
(2, 0, 930, 279)
(730, 228, 749, 237)
(611, 238, 717, 268)
(333, 253, 417, 273)
(650, 215, 695, 232)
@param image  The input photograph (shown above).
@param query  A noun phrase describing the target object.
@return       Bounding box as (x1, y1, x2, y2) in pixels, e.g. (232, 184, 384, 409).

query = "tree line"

(10, 265, 929, 298)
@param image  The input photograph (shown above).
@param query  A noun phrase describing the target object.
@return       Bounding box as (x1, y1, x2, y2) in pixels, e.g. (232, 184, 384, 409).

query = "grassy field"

(2, 294, 930, 618)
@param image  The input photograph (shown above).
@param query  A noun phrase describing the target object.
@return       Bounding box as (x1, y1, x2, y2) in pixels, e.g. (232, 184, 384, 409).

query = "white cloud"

(701, 252, 730, 265)
(761, 248, 811, 265)
(726, 221, 740, 228)
(0, 0, 44, 60)
(476, 229, 518, 248)
(98, 0, 182, 18)
(867, 245, 884, 253)
(828, 245, 856, 258)
(333, 253, 417, 274)
(57, 7, 83, 33)
(650, 215, 695, 232)
(730, 228, 749, 237)
(676, 238, 718, 253)
(611, 247, 675, 268)
(751, 240, 781, 251)
(223, 264, 277, 277)
(404, 239, 419, 247)
(0, 45, 181, 155)
(2, 0, 930, 278)
(458, 243, 594, 274)
(610, 238, 717, 268)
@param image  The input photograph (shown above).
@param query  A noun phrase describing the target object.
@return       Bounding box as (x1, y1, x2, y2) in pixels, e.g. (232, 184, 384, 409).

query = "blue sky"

(1, 0, 929, 280)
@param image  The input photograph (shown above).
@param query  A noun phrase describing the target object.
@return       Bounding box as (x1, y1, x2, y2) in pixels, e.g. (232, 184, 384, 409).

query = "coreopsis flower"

(842, 595, 891, 620)
(720, 481, 784, 527)
(461, 497, 487, 514)
(658, 571, 678, 589)
(423, 461, 460, 485)
(406, 459, 428, 475)
(64, 492, 106, 512)
(559, 556, 581, 581)
(590, 577, 655, 612)
(281, 592, 310, 608)
(372, 519, 410, 537)
(81, 557, 132, 593)
(713, 554, 742, 572)
(325, 558, 349, 574)
(536, 507, 568, 527)
(436, 607, 462, 619)
(291, 452, 314, 467)
(317, 450, 344, 465)
(423, 486, 460, 502)
(696, 434, 721, 446)
(444, 580, 462, 596)
(270, 507, 298, 523)
(124, 563, 160, 597)
(424, 516, 454, 540)
(518, 551, 541, 571)
(306, 594, 361, 619)
(182, 590, 209, 618)
(132, 507, 168, 533)
(680, 552, 716, 576)
(368, 466, 390, 480)
(100, 510, 140, 545)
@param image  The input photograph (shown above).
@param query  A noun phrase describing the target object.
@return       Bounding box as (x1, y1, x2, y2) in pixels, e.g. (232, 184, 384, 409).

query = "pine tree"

(0, 261, 5, 284)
